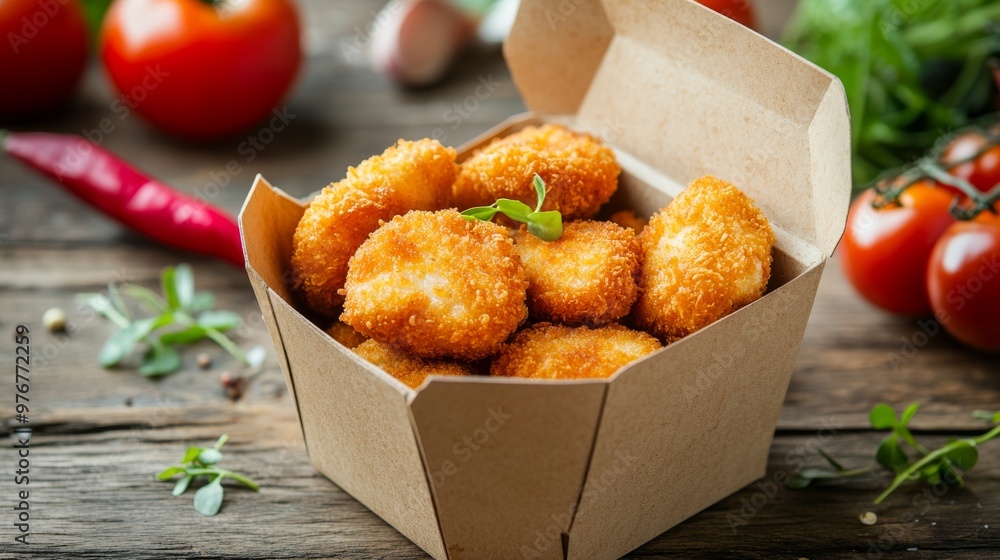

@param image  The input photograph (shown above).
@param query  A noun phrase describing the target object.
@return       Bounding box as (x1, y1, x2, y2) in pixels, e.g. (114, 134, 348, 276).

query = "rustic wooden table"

(2, 1, 998, 558)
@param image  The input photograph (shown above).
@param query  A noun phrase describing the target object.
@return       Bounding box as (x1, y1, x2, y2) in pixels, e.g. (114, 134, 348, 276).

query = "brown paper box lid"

(504, 0, 852, 258)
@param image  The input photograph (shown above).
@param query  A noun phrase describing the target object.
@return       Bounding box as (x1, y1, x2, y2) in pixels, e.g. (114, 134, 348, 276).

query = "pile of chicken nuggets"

(291, 124, 775, 389)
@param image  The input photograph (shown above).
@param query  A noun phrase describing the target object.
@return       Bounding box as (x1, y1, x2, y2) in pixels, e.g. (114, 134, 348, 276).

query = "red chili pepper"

(1, 130, 244, 267)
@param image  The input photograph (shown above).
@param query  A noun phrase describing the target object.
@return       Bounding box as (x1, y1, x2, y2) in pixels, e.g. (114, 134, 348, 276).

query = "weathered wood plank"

(4, 406, 996, 560)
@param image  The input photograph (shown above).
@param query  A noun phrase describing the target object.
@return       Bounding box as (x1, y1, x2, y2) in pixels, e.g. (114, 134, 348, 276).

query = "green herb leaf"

(532, 174, 547, 213)
(214, 434, 229, 450)
(193, 478, 225, 516)
(526, 211, 563, 242)
(174, 264, 195, 311)
(946, 442, 979, 470)
(973, 410, 1000, 424)
(161, 266, 180, 311)
(459, 175, 563, 241)
(82, 263, 250, 378)
(172, 475, 193, 496)
(182, 446, 202, 463)
(495, 199, 533, 222)
(876, 438, 909, 473)
(196, 310, 241, 331)
(190, 292, 216, 313)
(870, 403, 897, 429)
(223, 471, 259, 492)
(122, 285, 167, 313)
(156, 466, 186, 480)
(159, 326, 209, 345)
(460, 206, 500, 221)
(139, 342, 182, 377)
(98, 327, 138, 367)
(198, 449, 223, 466)
(900, 403, 920, 426)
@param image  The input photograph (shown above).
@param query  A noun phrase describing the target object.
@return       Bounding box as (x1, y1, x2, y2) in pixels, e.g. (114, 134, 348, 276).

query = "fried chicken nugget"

(354, 339, 471, 389)
(513, 221, 640, 325)
(325, 321, 367, 349)
(491, 323, 661, 380)
(633, 176, 775, 343)
(609, 210, 648, 235)
(291, 139, 457, 317)
(341, 210, 528, 360)
(453, 124, 620, 220)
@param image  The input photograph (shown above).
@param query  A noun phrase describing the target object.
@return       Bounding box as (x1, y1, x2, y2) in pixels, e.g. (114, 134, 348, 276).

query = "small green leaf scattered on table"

(789, 404, 1000, 504)
(156, 434, 259, 516)
(78, 263, 251, 377)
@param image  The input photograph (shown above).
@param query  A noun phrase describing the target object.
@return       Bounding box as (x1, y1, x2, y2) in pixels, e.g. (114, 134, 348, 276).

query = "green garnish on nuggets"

(461, 174, 563, 241)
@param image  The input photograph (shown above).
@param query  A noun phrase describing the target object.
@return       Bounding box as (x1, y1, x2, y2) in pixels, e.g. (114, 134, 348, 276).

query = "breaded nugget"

(325, 321, 367, 349)
(341, 209, 528, 360)
(454, 124, 620, 220)
(491, 323, 661, 380)
(291, 139, 457, 317)
(354, 339, 470, 389)
(513, 220, 640, 325)
(633, 176, 775, 343)
(609, 210, 648, 235)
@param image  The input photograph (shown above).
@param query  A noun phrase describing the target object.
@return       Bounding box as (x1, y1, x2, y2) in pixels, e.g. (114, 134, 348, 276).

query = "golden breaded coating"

(325, 321, 367, 349)
(453, 124, 620, 220)
(633, 176, 775, 343)
(354, 339, 470, 389)
(609, 210, 648, 235)
(341, 210, 528, 360)
(513, 221, 640, 325)
(491, 323, 661, 380)
(291, 139, 458, 317)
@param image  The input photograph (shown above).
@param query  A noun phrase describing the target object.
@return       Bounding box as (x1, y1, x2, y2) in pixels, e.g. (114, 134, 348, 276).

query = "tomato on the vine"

(100, 0, 302, 140)
(839, 181, 956, 315)
(927, 213, 1000, 351)
(940, 129, 1000, 195)
(0, 0, 88, 117)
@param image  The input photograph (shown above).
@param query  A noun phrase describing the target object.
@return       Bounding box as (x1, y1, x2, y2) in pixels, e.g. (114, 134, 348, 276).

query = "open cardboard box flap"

(506, 0, 851, 259)
(239, 1, 852, 559)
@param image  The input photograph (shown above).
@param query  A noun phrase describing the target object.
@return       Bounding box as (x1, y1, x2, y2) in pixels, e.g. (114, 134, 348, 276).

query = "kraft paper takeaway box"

(238, 0, 851, 558)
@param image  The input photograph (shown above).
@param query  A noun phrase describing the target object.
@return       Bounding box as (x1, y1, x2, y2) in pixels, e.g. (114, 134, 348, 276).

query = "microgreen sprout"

(156, 434, 259, 516)
(789, 404, 1000, 504)
(460, 174, 563, 241)
(77, 263, 255, 377)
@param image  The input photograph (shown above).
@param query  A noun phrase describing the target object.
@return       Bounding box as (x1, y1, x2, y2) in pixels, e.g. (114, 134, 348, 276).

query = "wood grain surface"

(1, 1, 997, 558)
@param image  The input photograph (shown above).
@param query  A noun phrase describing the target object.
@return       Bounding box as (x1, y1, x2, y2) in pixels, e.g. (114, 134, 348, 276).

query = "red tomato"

(927, 213, 1000, 351)
(696, 0, 758, 29)
(839, 182, 956, 315)
(0, 0, 88, 116)
(100, 0, 301, 139)
(940, 130, 1000, 195)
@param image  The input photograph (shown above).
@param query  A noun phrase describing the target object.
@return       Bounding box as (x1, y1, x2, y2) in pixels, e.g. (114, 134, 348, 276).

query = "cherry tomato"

(839, 182, 956, 315)
(927, 213, 1000, 351)
(696, 0, 758, 29)
(100, 0, 301, 140)
(940, 129, 1000, 195)
(0, 0, 88, 117)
